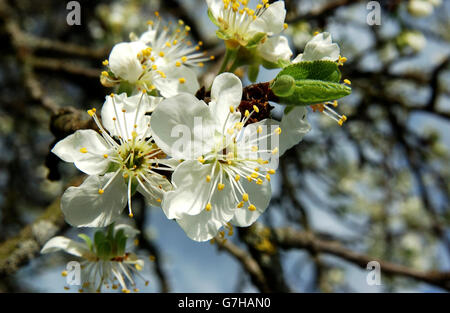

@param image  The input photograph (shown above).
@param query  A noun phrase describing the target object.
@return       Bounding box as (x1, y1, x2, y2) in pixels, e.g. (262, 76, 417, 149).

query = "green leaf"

(270, 75, 295, 97)
(207, 9, 219, 27)
(77, 234, 93, 251)
(279, 79, 352, 106)
(276, 60, 341, 83)
(248, 65, 260, 82)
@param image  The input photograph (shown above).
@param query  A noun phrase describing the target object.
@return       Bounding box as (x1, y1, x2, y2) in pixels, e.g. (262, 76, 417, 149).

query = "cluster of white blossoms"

(42, 0, 351, 292)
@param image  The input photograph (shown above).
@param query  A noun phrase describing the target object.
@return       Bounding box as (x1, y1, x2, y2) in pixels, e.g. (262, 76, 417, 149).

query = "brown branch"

(273, 227, 450, 290)
(0, 177, 83, 276)
(216, 239, 271, 292)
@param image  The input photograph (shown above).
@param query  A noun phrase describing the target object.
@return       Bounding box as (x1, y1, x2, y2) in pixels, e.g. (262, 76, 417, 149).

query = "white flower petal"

(249, 1, 286, 35)
(206, 0, 223, 19)
(101, 93, 151, 140)
(137, 173, 173, 207)
(176, 209, 227, 242)
(61, 173, 127, 227)
(109, 41, 147, 83)
(231, 177, 271, 227)
(279, 107, 311, 155)
(294, 32, 340, 62)
(210, 73, 242, 130)
(114, 224, 140, 238)
(41, 236, 91, 257)
(162, 161, 215, 219)
(153, 65, 199, 98)
(150, 93, 216, 159)
(52, 129, 111, 175)
(258, 35, 292, 64)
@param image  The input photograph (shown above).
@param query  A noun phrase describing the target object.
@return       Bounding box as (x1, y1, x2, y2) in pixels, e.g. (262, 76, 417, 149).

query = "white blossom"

(207, 0, 292, 65)
(150, 73, 287, 241)
(52, 92, 174, 227)
(41, 224, 147, 293)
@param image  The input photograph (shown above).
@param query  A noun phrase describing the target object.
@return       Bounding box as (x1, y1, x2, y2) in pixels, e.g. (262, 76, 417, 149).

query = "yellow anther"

(181, 56, 187, 63)
(206, 175, 211, 182)
(87, 109, 95, 117)
(159, 51, 165, 57)
(248, 204, 256, 211)
(266, 174, 271, 181)
(313, 31, 320, 36)
(102, 60, 109, 66)
(165, 42, 171, 48)
(61, 271, 68, 277)
(344, 79, 351, 85)
(210, 55, 215, 60)
(245, 110, 250, 117)
(185, 25, 191, 32)
(112, 285, 118, 290)
(205, 203, 212, 211)
(242, 193, 249, 202)
(176, 61, 181, 67)
(154, 11, 160, 17)
(103, 154, 108, 159)
(135, 263, 143, 271)
(227, 128, 234, 135)
(173, 40, 178, 45)
(333, 100, 338, 107)
(122, 289, 131, 293)
(272, 147, 279, 155)
(218, 183, 225, 191)
(132, 131, 138, 138)
(198, 62, 204, 67)
(110, 93, 115, 98)
(235, 175, 240, 181)
(251, 172, 259, 179)
(101, 71, 109, 77)
(256, 178, 263, 185)
(129, 212, 134, 218)
(256, 4, 263, 9)
(133, 288, 140, 293)
(156, 198, 162, 203)
(142, 89, 147, 94)
(247, 175, 252, 182)
(178, 19, 184, 25)
(253, 105, 259, 113)
(268, 169, 276, 175)
(145, 281, 150, 286)
(283, 23, 288, 30)
(237, 201, 244, 208)
(179, 78, 186, 84)
(257, 126, 263, 134)
(80, 148, 87, 153)
(98, 189, 104, 194)
(254, 167, 259, 172)
(157, 70, 166, 78)
(251, 146, 258, 152)
(275, 127, 282, 135)
(230, 106, 235, 113)
(198, 156, 205, 163)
